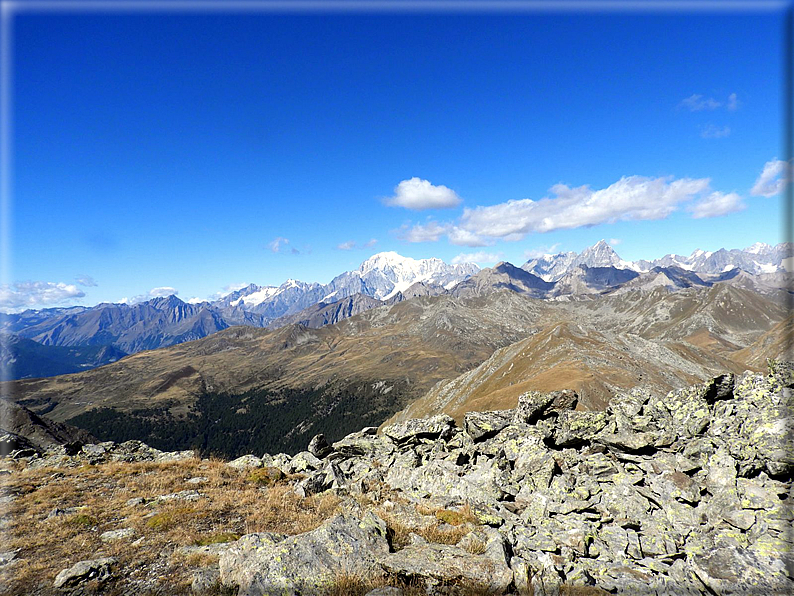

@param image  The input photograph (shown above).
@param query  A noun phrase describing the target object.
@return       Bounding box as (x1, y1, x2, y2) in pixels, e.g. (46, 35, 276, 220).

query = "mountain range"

(3, 277, 787, 456)
(522, 239, 793, 280)
(1, 241, 790, 381)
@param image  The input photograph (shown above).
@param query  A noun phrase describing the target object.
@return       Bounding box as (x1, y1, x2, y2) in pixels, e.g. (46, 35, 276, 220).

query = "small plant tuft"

(245, 466, 283, 486)
(67, 514, 98, 529)
(195, 532, 241, 546)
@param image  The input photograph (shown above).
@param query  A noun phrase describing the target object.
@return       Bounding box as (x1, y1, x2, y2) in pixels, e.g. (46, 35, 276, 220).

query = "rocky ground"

(0, 362, 792, 595)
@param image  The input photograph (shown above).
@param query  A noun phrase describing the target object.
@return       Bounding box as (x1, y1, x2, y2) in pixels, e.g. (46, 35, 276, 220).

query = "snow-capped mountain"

(651, 243, 793, 275)
(520, 251, 578, 282)
(208, 252, 479, 321)
(346, 251, 479, 300)
(523, 240, 634, 282)
(523, 240, 793, 281)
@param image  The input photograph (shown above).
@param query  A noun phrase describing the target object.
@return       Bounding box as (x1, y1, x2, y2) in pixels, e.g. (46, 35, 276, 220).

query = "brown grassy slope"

(0, 457, 340, 596)
(732, 314, 794, 368)
(1, 291, 547, 424)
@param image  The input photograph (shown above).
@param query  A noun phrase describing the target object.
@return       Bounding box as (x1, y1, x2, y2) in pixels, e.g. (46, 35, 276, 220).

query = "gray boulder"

(381, 414, 455, 444)
(219, 512, 389, 596)
(463, 410, 513, 441)
(514, 389, 578, 423)
(53, 557, 117, 589)
(307, 433, 333, 459)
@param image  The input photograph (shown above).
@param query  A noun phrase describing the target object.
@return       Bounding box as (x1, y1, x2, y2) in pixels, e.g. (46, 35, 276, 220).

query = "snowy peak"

(523, 241, 633, 282)
(575, 240, 623, 268)
(210, 251, 478, 318)
(745, 242, 772, 255)
(359, 251, 419, 273)
(353, 251, 479, 300)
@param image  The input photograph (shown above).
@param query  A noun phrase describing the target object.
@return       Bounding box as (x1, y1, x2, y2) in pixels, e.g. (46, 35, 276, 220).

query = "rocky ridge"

(6, 362, 792, 595)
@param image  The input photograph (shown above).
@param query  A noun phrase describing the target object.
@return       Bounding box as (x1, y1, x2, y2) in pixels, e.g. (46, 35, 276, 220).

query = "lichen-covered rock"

(219, 512, 389, 596)
(227, 454, 263, 470)
(379, 540, 512, 594)
(307, 433, 333, 459)
(384, 458, 501, 507)
(514, 389, 577, 423)
(288, 451, 322, 473)
(100, 528, 135, 542)
(691, 545, 793, 594)
(381, 414, 455, 444)
(554, 410, 609, 446)
(463, 410, 513, 441)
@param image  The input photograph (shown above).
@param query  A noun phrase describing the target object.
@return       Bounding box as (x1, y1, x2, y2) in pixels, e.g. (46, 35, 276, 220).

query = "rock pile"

(9, 439, 195, 469)
(218, 362, 793, 595)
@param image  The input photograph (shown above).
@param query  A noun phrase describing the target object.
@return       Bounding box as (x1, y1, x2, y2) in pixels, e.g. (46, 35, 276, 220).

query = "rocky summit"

(1, 362, 792, 595)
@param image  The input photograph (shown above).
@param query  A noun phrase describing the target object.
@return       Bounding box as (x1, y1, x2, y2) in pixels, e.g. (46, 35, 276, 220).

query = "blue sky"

(4, 4, 791, 309)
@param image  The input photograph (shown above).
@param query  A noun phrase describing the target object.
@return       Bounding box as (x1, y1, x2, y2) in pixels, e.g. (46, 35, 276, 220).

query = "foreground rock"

(12, 361, 794, 595)
(216, 361, 794, 595)
(219, 511, 390, 595)
(53, 557, 117, 589)
(10, 439, 196, 469)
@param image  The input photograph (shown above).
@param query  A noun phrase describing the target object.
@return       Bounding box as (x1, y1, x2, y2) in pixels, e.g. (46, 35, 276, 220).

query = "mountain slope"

(0, 335, 127, 380)
(268, 293, 385, 329)
(387, 284, 784, 424)
(451, 262, 554, 298)
(549, 265, 639, 297)
(0, 399, 96, 453)
(15, 295, 267, 354)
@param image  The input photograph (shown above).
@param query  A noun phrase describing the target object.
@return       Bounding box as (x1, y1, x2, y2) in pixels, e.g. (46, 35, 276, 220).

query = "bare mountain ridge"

(387, 284, 788, 425)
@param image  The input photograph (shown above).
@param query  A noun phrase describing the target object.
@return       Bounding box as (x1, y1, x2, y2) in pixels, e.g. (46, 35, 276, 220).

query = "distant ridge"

(2, 242, 791, 379)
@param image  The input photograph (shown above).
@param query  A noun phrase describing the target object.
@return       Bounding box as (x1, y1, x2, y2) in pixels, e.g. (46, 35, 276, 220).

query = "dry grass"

(377, 501, 477, 551)
(320, 572, 498, 596)
(559, 586, 611, 596)
(0, 457, 340, 596)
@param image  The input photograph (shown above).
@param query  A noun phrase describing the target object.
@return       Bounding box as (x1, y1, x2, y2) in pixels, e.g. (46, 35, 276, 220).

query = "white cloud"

(396, 221, 450, 242)
(688, 191, 745, 219)
(700, 124, 731, 139)
(124, 286, 179, 305)
(451, 251, 503, 266)
(384, 178, 462, 210)
(447, 226, 492, 247)
(186, 297, 207, 304)
(608, 238, 622, 246)
(268, 237, 290, 252)
(0, 281, 85, 312)
(523, 243, 561, 260)
(75, 275, 98, 287)
(363, 238, 378, 248)
(727, 92, 739, 111)
(458, 175, 711, 240)
(751, 159, 791, 197)
(679, 94, 722, 111)
(148, 286, 178, 297)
